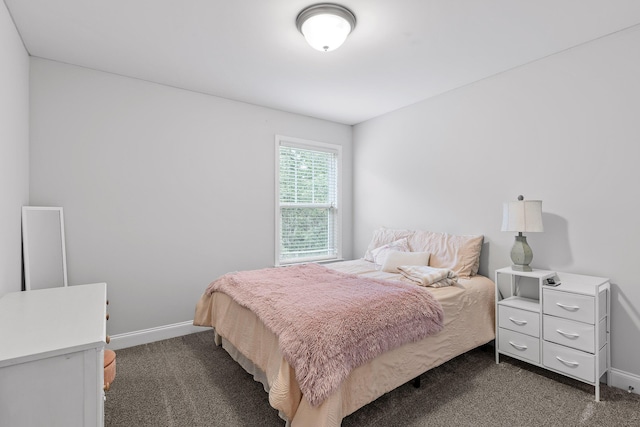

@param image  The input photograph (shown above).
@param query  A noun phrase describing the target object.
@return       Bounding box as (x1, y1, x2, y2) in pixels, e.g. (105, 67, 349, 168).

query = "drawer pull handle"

(556, 356, 579, 367)
(556, 329, 579, 339)
(556, 302, 580, 311)
(508, 317, 527, 326)
(508, 341, 528, 351)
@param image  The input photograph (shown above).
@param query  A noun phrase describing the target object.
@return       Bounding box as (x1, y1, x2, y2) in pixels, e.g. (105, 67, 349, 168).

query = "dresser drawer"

(499, 305, 539, 337)
(543, 316, 595, 353)
(543, 289, 594, 324)
(499, 328, 540, 363)
(543, 341, 595, 382)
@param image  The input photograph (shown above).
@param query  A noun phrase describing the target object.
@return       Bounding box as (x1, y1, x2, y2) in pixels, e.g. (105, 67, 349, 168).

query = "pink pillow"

(409, 230, 483, 278)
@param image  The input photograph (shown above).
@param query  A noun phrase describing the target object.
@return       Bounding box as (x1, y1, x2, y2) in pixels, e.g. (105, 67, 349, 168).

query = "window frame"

(275, 135, 342, 266)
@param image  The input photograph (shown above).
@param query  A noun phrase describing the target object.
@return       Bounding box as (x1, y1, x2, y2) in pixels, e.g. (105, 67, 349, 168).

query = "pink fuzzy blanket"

(205, 263, 444, 407)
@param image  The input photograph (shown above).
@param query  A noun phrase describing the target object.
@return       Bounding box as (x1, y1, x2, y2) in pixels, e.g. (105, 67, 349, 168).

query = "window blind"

(278, 143, 338, 263)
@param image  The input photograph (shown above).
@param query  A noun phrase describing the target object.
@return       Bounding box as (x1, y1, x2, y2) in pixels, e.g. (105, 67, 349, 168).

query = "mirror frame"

(21, 206, 68, 290)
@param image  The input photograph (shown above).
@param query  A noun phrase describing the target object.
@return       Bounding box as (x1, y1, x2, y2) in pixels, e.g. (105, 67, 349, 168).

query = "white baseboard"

(106, 321, 211, 350)
(609, 368, 640, 396)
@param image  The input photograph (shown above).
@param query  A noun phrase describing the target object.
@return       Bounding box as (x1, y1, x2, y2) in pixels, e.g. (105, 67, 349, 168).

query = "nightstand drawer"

(543, 316, 595, 353)
(543, 289, 594, 324)
(499, 329, 540, 363)
(543, 341, 596, 382)
(499, 305, 539, 337)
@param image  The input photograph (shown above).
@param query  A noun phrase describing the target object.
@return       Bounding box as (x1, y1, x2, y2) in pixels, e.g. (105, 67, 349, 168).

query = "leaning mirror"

(21, 206, 68, 290)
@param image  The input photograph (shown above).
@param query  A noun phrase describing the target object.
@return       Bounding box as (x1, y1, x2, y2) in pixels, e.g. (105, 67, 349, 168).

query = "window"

(275, 135, 341, 265)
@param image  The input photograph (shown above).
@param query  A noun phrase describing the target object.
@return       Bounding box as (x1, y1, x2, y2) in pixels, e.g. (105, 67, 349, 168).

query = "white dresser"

(495, 267, 610, 401)
(0, 283, 108, 427)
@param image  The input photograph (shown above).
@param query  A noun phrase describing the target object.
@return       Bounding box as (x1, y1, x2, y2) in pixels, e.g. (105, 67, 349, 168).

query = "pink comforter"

(205, 263, 444, 406)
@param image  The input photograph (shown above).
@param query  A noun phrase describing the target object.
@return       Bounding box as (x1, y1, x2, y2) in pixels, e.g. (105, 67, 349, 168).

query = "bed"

(193, 228, 496, 426)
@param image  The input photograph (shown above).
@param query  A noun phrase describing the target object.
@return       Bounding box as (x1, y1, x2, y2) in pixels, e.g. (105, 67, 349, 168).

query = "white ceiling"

(5, 0, 640, 125)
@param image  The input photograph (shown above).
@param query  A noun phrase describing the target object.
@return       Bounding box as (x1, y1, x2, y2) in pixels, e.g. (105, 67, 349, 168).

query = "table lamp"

(501, 195, 543, 271)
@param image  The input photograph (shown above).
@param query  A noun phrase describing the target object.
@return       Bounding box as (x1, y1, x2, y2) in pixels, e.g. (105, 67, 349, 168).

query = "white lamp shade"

(300, 13, 352, 51)
(502, 200, 544, 232)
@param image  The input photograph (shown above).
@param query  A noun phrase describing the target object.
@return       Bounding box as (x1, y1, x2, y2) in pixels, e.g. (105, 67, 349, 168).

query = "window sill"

(275, 258, 344, 268)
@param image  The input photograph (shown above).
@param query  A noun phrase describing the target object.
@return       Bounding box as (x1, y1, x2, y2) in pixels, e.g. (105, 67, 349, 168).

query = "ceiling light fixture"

(296, 3, 356, 52)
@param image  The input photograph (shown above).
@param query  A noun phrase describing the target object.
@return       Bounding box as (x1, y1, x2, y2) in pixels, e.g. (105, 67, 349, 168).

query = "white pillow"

(370, 238, 411, 267)
(364, 227, 414, 262)
(381, 251, 430, 273)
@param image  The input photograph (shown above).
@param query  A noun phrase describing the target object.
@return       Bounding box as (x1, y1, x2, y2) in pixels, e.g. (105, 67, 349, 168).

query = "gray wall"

(29, 58, 353, 335)
(353, 26, 640, 376)
(0, 2, 29, 298)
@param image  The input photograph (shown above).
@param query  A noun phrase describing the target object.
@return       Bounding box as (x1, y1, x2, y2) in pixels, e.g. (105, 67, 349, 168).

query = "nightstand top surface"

(495, 266, 556, 279)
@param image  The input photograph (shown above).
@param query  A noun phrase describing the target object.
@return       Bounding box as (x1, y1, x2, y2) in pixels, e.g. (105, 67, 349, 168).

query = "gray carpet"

(105, 331, 640, 426)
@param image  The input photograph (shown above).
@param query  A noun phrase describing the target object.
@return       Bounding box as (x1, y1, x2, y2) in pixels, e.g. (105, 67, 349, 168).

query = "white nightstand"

(495, 267, 610, 401)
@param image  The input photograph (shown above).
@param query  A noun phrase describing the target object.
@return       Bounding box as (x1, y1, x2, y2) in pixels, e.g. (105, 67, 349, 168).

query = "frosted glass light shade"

(296, 4, 356, 52)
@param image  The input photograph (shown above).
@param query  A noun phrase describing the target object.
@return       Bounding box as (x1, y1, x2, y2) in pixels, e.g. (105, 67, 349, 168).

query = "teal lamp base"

(510, 234, 533, 272)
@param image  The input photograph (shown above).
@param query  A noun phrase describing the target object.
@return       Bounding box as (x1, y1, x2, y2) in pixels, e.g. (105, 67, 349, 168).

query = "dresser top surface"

(546, 272, 610, 295)
(0, 283, 107, 367)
